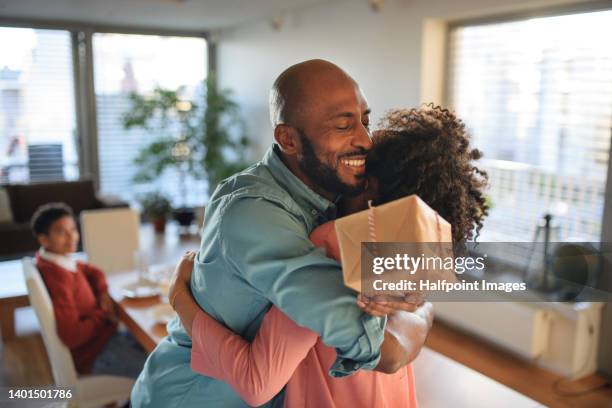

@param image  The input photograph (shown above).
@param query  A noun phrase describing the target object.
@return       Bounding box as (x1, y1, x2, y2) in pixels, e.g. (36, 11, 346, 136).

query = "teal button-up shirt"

(131, 145, 386, 407)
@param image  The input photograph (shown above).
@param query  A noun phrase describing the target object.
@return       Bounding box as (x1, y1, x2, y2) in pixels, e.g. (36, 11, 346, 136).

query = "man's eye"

(336, 124, 350, 130)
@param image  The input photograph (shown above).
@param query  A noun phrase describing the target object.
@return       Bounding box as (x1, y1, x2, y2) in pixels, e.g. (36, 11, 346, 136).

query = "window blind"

(447, 10, 612, 242)
(0, 27, 78, 184)
(92, 33, 207, 206)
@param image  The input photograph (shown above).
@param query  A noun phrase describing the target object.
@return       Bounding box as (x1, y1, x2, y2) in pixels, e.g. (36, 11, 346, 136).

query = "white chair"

(80, 208, 140, 274)
(22, 257, 134, 408)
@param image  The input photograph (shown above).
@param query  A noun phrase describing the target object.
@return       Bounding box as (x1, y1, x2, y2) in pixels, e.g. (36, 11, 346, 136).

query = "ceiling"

(0, 0, 339, 32)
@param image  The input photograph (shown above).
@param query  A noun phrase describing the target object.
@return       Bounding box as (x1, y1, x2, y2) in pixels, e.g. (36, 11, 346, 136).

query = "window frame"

(0, 16, 213, 189)
(443, 3, 612, 377)
(443, 2, 612, 243)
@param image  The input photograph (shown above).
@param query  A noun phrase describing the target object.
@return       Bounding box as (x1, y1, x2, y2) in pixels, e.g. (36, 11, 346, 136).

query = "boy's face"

(38, 216, 79, 255)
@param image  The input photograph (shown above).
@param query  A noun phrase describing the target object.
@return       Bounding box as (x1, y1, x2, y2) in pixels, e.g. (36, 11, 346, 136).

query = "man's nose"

(353, 124, 373, 151)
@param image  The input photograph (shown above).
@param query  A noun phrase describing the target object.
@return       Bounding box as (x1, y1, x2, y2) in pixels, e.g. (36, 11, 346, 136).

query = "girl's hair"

(366, 104, 489, 243)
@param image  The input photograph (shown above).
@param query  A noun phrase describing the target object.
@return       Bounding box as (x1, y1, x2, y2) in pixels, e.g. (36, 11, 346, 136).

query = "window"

(92, 33, 207, 206)
(0, 27, 78, 184)
(448, 9, 612, 242)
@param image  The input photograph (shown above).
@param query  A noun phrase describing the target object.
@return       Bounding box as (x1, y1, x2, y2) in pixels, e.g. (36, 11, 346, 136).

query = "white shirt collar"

(39, 247, 78, 273)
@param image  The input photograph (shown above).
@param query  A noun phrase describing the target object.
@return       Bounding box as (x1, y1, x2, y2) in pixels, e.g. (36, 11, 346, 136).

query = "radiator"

(434, 302, 552, 359)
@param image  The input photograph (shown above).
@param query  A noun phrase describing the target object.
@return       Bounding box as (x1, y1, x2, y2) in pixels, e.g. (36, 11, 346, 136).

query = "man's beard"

(297, 129, 367, 198)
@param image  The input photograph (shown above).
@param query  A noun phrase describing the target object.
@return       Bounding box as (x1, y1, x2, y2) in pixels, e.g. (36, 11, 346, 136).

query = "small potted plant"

(139, 192, 172, 233)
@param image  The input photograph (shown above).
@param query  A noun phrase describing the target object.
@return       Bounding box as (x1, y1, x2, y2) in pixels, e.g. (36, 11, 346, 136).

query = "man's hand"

(99, 292, 118, 323)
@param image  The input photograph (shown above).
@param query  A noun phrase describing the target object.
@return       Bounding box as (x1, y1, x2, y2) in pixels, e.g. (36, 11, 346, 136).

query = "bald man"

(132, 60, 411, 407)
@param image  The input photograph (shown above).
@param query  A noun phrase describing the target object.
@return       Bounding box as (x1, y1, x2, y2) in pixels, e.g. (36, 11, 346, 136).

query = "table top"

(107, 271, 171, 353)
(106, 223, 200, 352)
(0, 259, 28, 300)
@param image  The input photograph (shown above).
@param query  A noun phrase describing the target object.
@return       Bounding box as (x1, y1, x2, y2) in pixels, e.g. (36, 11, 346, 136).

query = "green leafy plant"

(123, 75, 251, 203)
(138, 192, 172, 219)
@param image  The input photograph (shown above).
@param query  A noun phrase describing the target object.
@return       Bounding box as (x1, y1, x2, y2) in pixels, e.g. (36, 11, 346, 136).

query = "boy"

(31, 202, 146, 377)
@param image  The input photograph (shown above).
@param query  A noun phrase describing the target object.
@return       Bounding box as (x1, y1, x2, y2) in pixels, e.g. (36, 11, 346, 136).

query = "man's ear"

(274, 125, 300, 155)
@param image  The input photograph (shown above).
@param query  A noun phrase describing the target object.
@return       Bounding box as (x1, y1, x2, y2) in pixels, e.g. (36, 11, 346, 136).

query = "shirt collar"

(263, 144, 337, 220)
(39, 247, 78, 273)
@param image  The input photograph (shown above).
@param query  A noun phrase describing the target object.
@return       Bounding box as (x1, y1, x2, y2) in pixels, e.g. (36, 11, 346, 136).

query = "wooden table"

(107, 223, 200, 352)
(0, 259, 30, 341)
(0, 222, 200, 344)
(107, 271, 170, 353)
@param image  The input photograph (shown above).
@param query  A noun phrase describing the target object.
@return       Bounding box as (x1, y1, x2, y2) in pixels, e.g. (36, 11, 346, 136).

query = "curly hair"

(366, 104, 489, 243)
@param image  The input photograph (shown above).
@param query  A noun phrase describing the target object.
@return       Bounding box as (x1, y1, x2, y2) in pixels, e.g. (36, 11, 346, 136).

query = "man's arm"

(170, 252, 318, 405)
(217, 198, 385, 377)
(173, 251, 428, 382)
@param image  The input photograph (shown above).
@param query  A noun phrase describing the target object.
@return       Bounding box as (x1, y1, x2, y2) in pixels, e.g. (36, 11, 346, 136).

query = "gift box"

(334, 195, 454, 293)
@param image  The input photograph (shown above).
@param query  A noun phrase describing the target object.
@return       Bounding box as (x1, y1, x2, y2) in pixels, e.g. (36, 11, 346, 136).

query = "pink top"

(191, 221, 418, 408)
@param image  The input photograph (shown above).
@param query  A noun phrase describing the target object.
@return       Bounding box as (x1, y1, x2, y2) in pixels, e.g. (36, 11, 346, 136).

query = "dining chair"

(80, 208, 140, 274)
(22, 257, 134, 407)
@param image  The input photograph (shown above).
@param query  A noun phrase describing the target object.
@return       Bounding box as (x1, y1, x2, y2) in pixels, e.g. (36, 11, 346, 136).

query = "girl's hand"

(169, 251, 196, 309)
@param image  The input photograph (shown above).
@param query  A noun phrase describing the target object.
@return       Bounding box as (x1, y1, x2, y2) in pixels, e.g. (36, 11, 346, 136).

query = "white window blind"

(92, 33, 207, 205)
(0, 27, 78, 184)
(448, 10, 612, 242)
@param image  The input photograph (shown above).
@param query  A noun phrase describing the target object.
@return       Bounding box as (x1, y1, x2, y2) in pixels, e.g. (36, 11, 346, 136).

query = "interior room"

(0, 0, 611, 407)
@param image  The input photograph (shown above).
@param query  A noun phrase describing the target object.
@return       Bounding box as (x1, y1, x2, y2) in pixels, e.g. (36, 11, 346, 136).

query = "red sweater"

(36, 253, 117, 374)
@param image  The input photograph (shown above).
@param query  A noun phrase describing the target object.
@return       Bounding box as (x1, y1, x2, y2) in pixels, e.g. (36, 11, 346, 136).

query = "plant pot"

(173, 207, 195, 227)
(152, 217, 167, 234)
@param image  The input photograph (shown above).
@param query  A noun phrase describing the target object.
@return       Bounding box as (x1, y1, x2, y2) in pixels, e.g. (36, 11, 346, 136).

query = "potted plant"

(139, 192, 172, 233)
(123, 75, 251, 227)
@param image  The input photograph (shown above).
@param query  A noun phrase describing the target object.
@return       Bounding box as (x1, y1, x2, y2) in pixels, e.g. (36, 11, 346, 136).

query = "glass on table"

(149, 263, 173, 303)
(133, 250, 150, 284)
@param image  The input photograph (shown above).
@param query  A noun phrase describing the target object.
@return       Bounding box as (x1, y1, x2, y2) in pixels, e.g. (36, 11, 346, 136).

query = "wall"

(216, 0, 596, 156)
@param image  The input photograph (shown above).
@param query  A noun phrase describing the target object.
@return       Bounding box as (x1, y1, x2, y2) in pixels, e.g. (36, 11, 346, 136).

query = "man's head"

(270, 59, 372, 200)
(31, 202, 79, 255)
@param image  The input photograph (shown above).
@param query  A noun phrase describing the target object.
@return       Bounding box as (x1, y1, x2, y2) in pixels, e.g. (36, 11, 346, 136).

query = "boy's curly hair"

(366, 104, 489, 243)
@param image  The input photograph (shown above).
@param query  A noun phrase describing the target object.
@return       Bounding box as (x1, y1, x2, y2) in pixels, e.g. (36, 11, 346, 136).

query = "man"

(131, 59, 422, 407)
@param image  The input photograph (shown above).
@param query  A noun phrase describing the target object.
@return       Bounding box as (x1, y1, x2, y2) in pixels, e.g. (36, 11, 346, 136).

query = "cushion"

(6, 180, 98, 223)
(0, 188, 13, 223)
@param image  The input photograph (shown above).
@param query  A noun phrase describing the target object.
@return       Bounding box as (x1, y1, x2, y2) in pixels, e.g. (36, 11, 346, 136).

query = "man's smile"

(340, 156, 366, 173)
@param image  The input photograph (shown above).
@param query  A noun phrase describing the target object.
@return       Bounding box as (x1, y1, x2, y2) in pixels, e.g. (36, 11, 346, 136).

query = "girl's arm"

(170, 252, 318, 407)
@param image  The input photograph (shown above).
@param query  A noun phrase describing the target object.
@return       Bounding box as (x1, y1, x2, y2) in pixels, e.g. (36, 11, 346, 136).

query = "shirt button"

(311, 210, 317, 215)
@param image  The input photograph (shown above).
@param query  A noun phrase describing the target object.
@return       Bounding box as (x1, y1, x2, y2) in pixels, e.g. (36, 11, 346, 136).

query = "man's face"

(295, 81, 372, 197)
(38, 216, 79, 255)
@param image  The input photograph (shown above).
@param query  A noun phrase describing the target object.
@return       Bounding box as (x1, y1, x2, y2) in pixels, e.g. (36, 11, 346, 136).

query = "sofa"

(0, 180, 128, 259)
